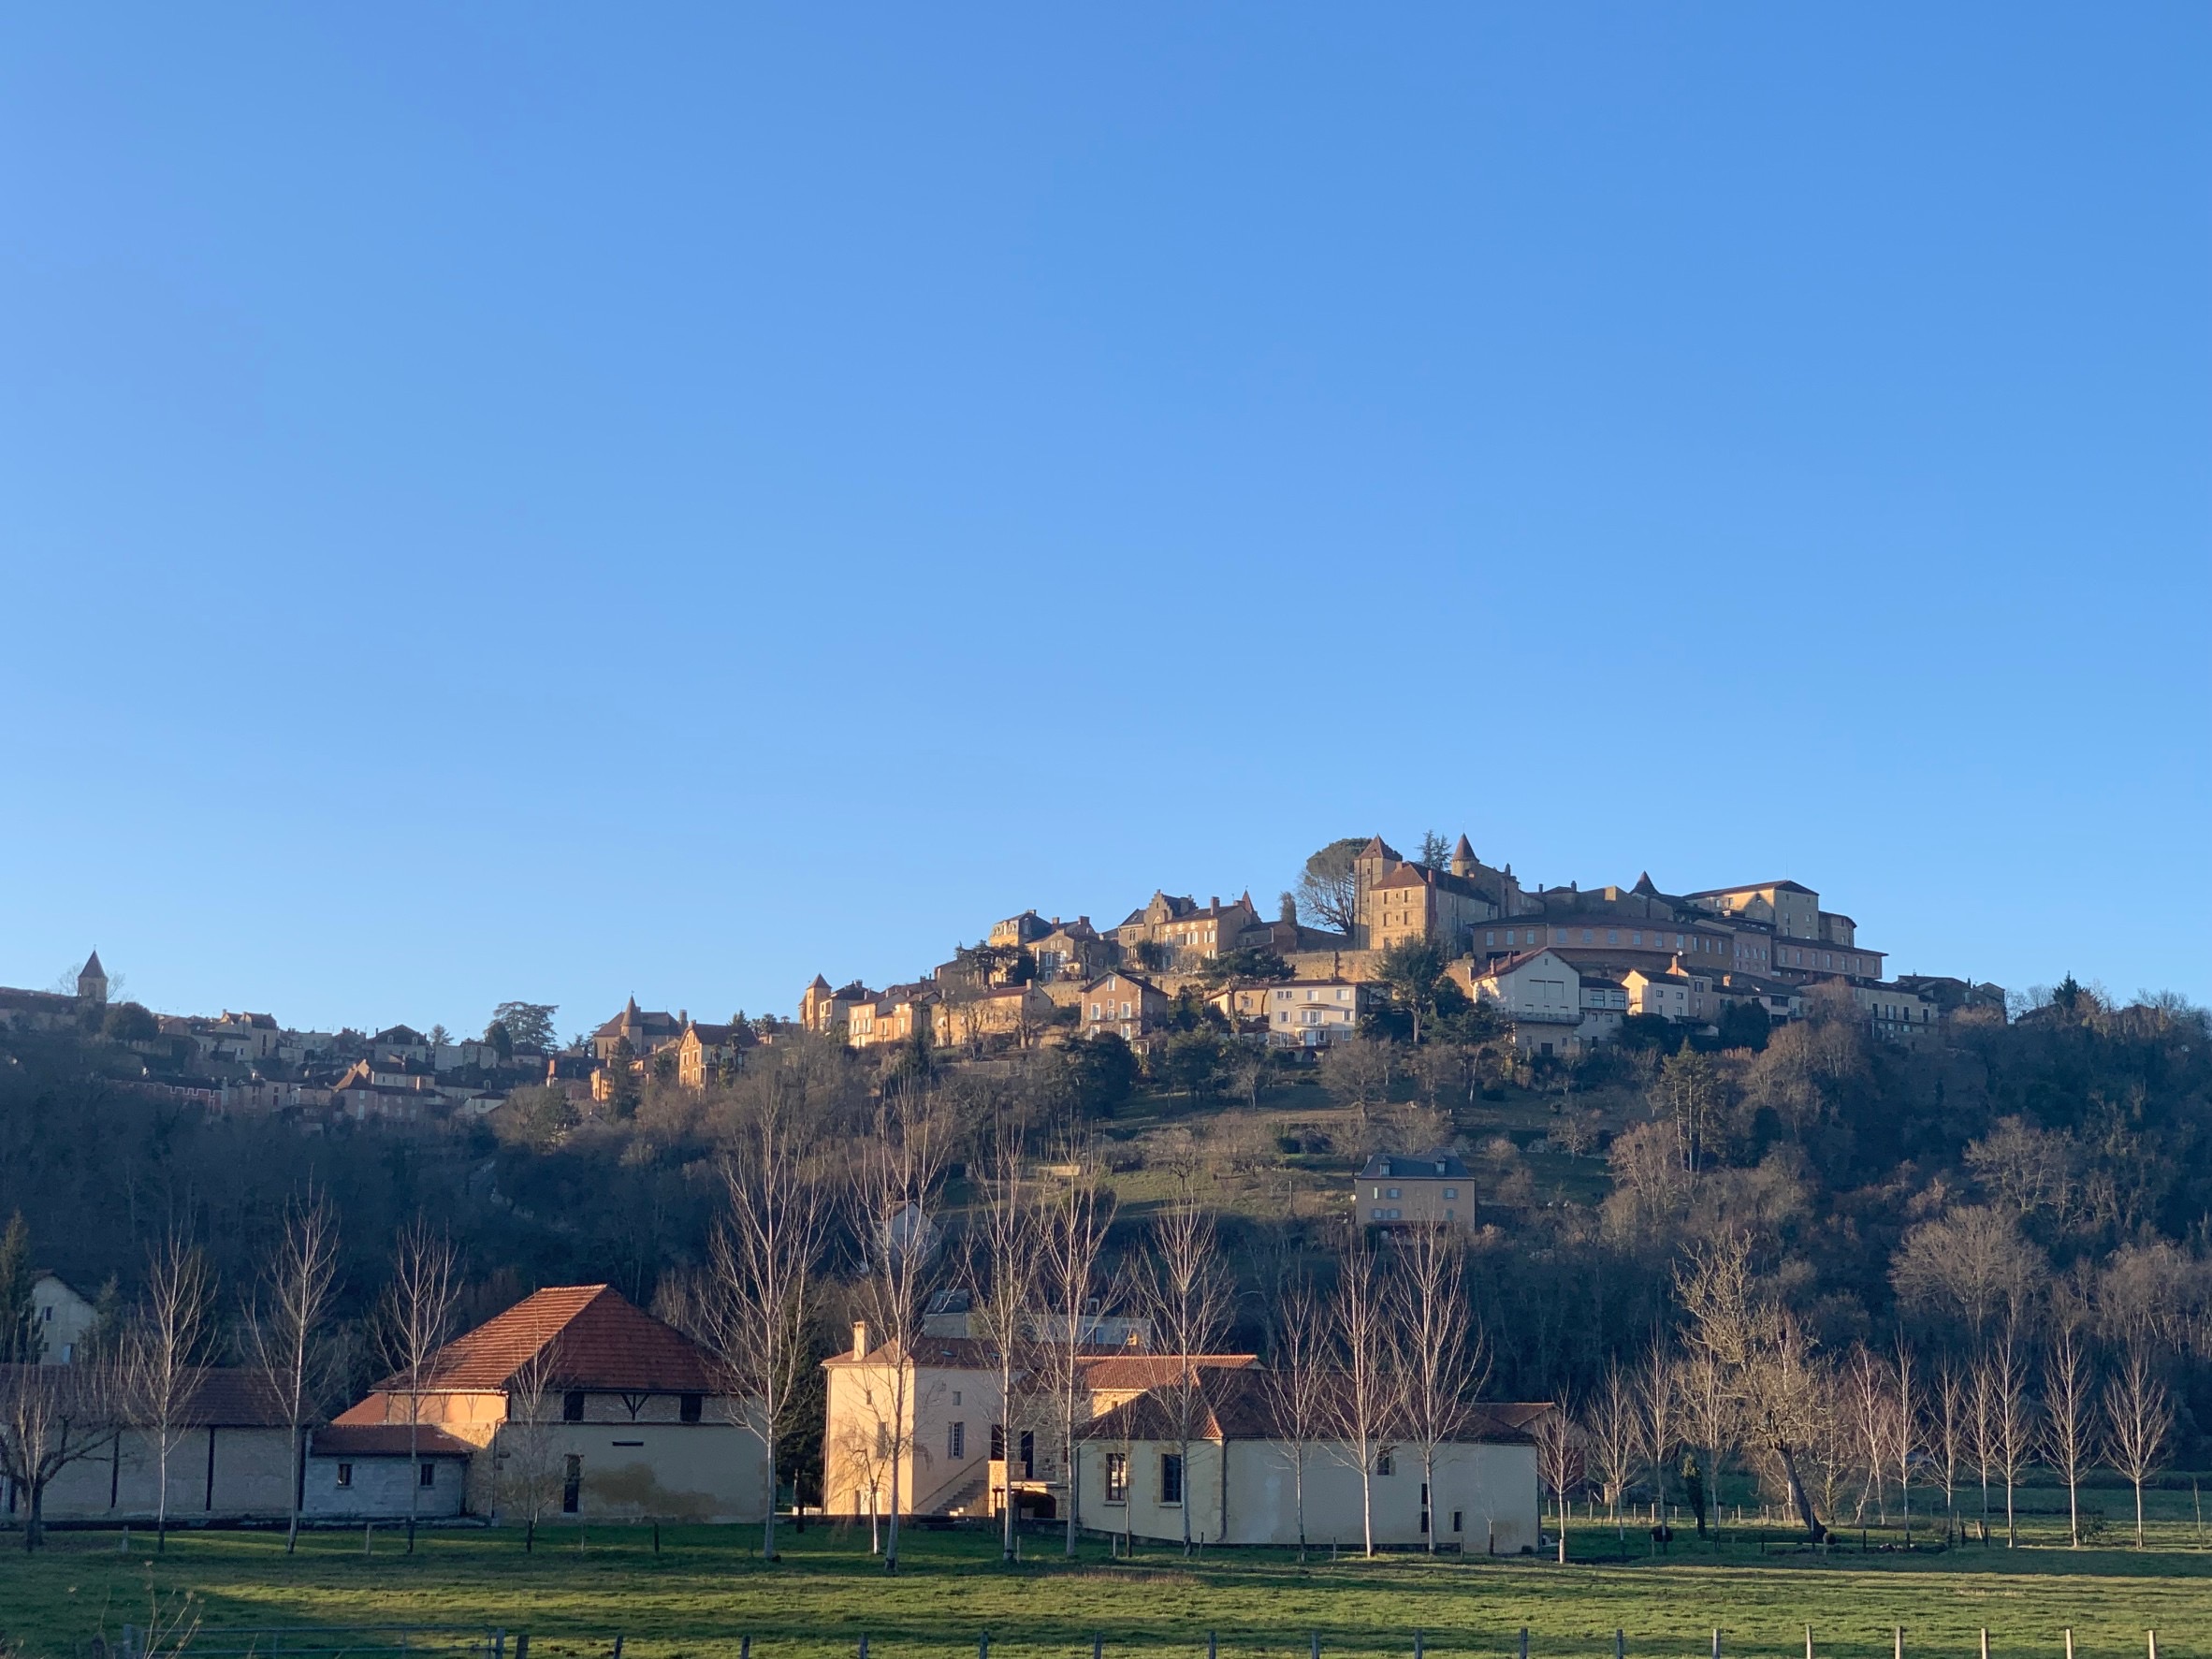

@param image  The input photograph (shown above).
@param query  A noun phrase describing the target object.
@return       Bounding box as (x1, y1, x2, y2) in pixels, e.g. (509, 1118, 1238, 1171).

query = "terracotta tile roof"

(312, 1423, 476, 1458)
(375, 1284, 721, 1393)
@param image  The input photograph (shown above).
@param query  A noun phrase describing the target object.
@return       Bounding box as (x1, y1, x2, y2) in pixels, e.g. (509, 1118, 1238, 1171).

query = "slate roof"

(372, 1284, 721, 1394)
(0, 1365, 291, 1428)
(1357, 1151, 1472, 1180)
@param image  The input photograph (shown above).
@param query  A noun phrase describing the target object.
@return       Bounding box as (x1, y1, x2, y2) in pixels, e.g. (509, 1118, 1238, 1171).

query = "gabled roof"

(373, 1284, 721, 1394)
(1684, 880, 1817, 898)
(1358, 1150, 1472, 1180)
(1083, 1367, 1551, 1445)
(80, 951, 105, 979)
(1358, 836, 1400, 859)
(1083, 970, 1163, 996)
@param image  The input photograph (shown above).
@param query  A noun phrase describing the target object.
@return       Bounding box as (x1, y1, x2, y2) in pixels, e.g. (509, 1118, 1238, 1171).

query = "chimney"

(1210, 895, 1220, 910)
(679, 1009, 688, 1026)
(851, 1320, 870, 1360)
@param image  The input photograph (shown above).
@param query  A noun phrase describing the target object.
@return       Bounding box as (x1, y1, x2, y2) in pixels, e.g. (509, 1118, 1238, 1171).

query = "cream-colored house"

(331, 1282, 766, 1523)
(1355, 1151, 1476, 1230)
(30, 1272, 97, 1363)
(1459, 949, 1585, 1055)
(1075, 1369, 1549, 1551)
(820, 1325, 1256, 1524)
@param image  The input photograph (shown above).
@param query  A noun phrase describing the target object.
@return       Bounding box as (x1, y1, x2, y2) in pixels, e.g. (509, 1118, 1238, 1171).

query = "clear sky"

(2, 4, 2206, 1040)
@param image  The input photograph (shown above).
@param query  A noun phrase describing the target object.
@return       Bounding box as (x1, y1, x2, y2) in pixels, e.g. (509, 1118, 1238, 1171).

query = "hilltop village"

(0, 835, 2001, 1130)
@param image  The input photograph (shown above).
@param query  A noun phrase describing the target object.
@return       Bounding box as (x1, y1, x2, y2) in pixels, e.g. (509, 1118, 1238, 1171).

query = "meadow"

(3, 1506, 2205, 1659)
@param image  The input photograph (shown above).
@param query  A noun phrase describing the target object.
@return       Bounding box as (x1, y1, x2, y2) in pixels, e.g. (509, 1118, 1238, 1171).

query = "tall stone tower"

(77, 951, 109, 1004)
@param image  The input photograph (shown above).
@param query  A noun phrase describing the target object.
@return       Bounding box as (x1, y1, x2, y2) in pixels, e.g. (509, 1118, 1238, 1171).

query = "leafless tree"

(1847, 1345, 1888, 1524)
(1932, 1361, 1968, 1535)
(1680, 1351, 1735, 1542)
(1534, 1404, 1581, 1563)
(499, 1345, 562, 1550)
(2043, 1321, 2095, 1549)
(706, 1086, 829, 1564)
(1967, 1354, 1999, 1539)
(1038, 1142, 1114, 1559)
(968, 1129, 1041, 1564)
(242, 1189, 340, 1554)
(1891, 1336, 1920, 1545)
(1988, 1325, 2034, 1547)
(2103, 1341, 2173, 1549)
(379, 1220, 460, 1554)
(1637, 1340, 1679, 1520)
(851, 1084, 950, 1574)
(1585, 1361, 1640, 1542)
(0, 1359, 120, 1550)
(1392, 1223, 1488, 1554)
(1139, 1188, 1231, 1558)
(1262, 1273, 1328, 1563)
(1325, 1231, 1400, 1558)
(128, 1233, 214, 1553)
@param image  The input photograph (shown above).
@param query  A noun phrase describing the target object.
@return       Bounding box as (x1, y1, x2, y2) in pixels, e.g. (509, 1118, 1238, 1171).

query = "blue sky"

(2, 4, 2205, 1038)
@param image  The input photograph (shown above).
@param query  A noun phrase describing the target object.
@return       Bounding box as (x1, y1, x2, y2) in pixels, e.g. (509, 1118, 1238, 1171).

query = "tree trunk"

(1774, 1442, 1827, 1542)
(762, 1426, 779, 1564)
(1360, 1465, 1374, 1558)
(1424, 1448, 1437, 1554)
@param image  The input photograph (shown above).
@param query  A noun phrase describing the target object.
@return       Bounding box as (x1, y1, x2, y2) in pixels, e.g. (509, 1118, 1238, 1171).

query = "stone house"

(1354, 1151, 1477, 1230)
(1079, 971, 1171, 1043)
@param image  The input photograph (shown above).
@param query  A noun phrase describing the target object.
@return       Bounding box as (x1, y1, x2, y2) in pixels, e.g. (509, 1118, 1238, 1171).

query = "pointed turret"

(1450, 835, 1476, 878)
(1633, 871, 1660, 898)
(77, 951, 109, 1003)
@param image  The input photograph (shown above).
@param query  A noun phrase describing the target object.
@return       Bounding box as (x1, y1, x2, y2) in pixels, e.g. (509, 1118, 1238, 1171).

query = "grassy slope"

(4, 1521, 2206, 1659)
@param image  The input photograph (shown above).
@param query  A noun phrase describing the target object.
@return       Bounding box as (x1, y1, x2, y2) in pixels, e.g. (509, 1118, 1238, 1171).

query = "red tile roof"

(375, 1284, 721, 1394)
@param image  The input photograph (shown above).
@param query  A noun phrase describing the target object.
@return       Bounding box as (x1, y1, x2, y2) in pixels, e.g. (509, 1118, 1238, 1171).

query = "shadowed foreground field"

(2, 1520, 2205, 1659)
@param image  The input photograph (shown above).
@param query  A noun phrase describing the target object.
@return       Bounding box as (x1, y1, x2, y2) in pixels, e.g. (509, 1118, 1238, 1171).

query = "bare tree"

(1988, 1326, 2034, 1547)
(128, 1233, 214, 1553)
(1585, 1361, 1640, 1543)
(707, 1087, 829, 1564)
(1847, 1345, 1888, 1525)
(968, 1129, 1041, 1564)
(1891, 1336, 1920, 1545)
(379, 1220, 460, 1554)
(1637, 1341, 1679, 1521)
(2043, 1321, 2095, 1549)
(1932, 1361, 1968, 1536)
(1392, 1223, 1487, 1554)
(499, 1345, 562, 1550)
(1139, 1189, 1231, 1558)
(1534, 1404, 1581, 1563)
(1967, 1354, 1999, 1540)
(1324, 1232, 1399, 1558)
(0, 1360, 120, 1550)
(851, 1084, 950, 1574)
(2103, 1341, 2173, 1550)
(1039, 1144, 1113, 1559)
(1262, 1273, 1328, 1563)
(1680, 1351, 1735, 1542)
(242, 1189, 339, 1554)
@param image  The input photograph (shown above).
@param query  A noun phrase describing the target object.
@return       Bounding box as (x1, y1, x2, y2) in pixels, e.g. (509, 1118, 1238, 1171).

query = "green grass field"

(4, 1509, 2205, 1659)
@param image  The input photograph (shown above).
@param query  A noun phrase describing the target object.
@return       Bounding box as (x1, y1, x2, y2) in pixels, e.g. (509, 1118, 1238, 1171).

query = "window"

(1386, 1186, 1401, 1199)
(1388, 1208, 1402, 1220)
(562, 1390, 585, 1422)
(680, 1393, 703, 1423)
(1104, 1451, 1128, 1503)
(419, 1461, 437, 1488)
(952, 1390, 963, 1405)
(561, 1454, 582, 1514)
(1581, 929, 1594, 943)
(1375, 1450, 1394, 1476)
(1019, 1430, 1035, 1477)
(335, 1463, 354, 1489)
(991, 1423, 1006, 1461)
(1452, 1509, 1463, 1534)
(1159, 1452, 1184, 1505)
(949, 1421, 966, 1459)
(1442, 1187, 1458, 1200)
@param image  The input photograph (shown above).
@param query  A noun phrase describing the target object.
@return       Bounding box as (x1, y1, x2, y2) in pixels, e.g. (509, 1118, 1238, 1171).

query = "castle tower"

(1450, 835, 1476, 879)
(77, 951, 108, 1004)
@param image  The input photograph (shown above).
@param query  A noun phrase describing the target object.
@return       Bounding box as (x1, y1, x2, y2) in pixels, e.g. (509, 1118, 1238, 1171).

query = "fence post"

(515, 1636, 530, 1659)
(1312, 1634, 1321, 1659)
(1096, 1635, 1104, 1659)
(981, 1634, 989, 1659)
(1415, 1632, 1423, 1659)
(493, 1632, 506, 1659)
(2147, 1632, 2158, 1659)
(612, 1638, 624, 1659)
(1208, 1634, 1216, 1659)
(1894, 1628, 1903, 1659)
(1519, 1628, 1528, 1659)
(741, 1639, 751, 1659)
(1616, 1632, 1624, 1659)
(1711, 1632, 1721, 1659)
(1804, 1628, 1812, 1659)
(859, 1635, 868, 1659)
(1979, 1631, 1989, 1659)
(2062, 1633, 2073, 1659)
